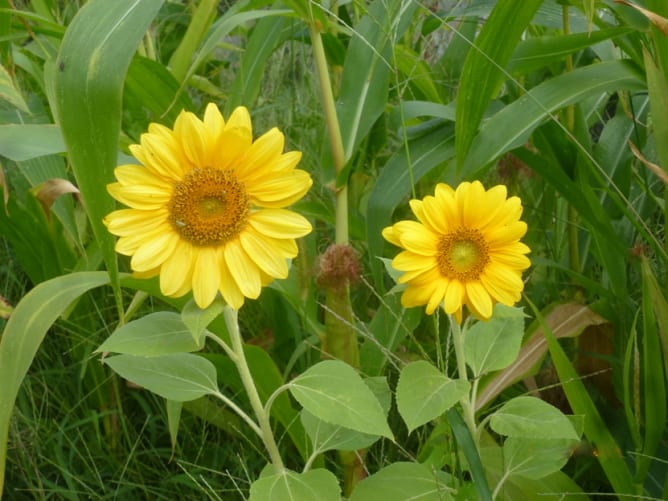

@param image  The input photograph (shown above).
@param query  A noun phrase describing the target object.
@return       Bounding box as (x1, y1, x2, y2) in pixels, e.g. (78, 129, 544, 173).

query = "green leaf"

(644, 47, 668, 172)
(300, 377, 390, 453)
(0, 63, 29, 112)
(476, 302, 606, 410)
(335, 0, 419, 164)
(104, 353, 219, 402)
(348, 462, 453, 501)
(96, 312, 205, 356)
(464, 305, 525, 377)
(525, 297, 636, 495)
(446, 408, 493, 501)
(637, 256, 667, 482)
(0, 271, 110, 493)
(166, 399, 182, 455)
(489, 396, 579, 440)
(396, 361, 470, 434)
(181, 297, 225, 344)
(502, 436, 579, 480)
(455, 0, 543, 166)
(249, 468, 341, 501)
(461, 60, 646, 177)
(0, 124, 65, 161)
(508, 28, 633, 75)
(288, 360, 393, 439)
(55, 0, 164, 309)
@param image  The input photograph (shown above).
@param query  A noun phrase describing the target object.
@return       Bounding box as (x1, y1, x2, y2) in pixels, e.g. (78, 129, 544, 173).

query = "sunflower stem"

(308, 19, 348, 245)
(450, 317, 477, 441)
(223, 306, 285, 472)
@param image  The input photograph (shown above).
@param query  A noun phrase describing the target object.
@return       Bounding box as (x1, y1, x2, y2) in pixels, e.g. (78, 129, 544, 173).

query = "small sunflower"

(104, 103, 312, 310)
(382, 181, 530, 323)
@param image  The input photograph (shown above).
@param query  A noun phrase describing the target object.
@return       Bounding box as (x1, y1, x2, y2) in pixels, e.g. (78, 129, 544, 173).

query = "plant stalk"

(223, 306, 284, 472)
(450, 318, 477, 440)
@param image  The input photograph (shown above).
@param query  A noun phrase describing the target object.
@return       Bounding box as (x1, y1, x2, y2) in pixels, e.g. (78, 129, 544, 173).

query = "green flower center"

(168, 167, 250, 246)
(437, 227, 489, 281)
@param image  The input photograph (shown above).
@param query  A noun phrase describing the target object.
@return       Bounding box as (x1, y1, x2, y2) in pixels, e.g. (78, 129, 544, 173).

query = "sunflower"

(382, 181, 530, 323)
(104, 103, 312, 310)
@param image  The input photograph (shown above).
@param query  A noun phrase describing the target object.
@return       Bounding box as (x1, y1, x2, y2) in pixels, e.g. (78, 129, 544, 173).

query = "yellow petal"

(248, 209, 312, 239)
(104, 208, 169, 236)
(141, 132, 190, 180)
(382, 226, 402, 247)
(211, 128, 252, 170)
(392, 251, 433, 272)
(192, 247, 222, 308)
(174, 110, 207, 167)
(130, 231, 179, 272)
(420, 195, 449, 234)
(219, 254, 245, 309)
(224, 239, 262, 299)
(443, 280, 464, 315)
(240, 150, 302, 185)
(480, 272, 520, 305)
(114, 222, 173, 255)
(160, 240, 194, 297)
(224, 106, 252, 135)
(461, 180, 486, 227)
(466, 281, 493, 320)
(486, 221, 528, 246)
(399, 228, 438, 256)
(240, 230, 289, 278)
(401, 283, 433, 308)
(489, 251, 531, 270)
(425, 279, 447, 315)
(248, 170, 313, 207)
(235, 128, 284, 180)
(114, 165, 171, 189)
(107, 182, 171, 210)
(483, 263, 525, 293)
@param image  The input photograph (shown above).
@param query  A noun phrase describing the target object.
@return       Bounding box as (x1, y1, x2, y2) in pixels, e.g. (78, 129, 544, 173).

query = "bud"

(315, 244, 361, 290)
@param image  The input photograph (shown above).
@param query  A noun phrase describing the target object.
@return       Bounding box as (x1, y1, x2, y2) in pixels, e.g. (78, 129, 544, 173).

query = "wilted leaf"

(32, 178, 80, 217)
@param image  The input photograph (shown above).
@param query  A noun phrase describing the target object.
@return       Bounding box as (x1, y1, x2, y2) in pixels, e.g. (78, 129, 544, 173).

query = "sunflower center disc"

(168, 167, 250, 246)
(437, 227, 490, 281)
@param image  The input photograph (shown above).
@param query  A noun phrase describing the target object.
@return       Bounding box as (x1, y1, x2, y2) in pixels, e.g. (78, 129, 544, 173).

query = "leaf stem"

(223, 306, 285, 472)
(450, 317, 477, 440)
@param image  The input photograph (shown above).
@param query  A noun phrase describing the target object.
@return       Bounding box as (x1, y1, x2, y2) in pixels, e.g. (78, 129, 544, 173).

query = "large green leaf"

(396, 361, 469, 434)
(0, 124, 65, 161)
(104, 353, 219, 402)
(461, 60, 645, 176)
(348, 462, 453, 501)
(0, 271, 110, 493)
(96, 312, 205, 356)
(54, 0, 164, 308)
(489, 396, 579, 440)
(455, 0, 543, 166)
(288, 360, 393, 439)
(464, 305, 525, 377)
(249, 468, 341, 501)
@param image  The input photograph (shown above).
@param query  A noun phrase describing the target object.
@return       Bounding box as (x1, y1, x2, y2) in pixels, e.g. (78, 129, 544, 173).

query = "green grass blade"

(525, 297, 638, 496)
(54, 0, 164, 315)
(446, 408, 492, 501)
(0, 271, 110, 495)
(455, 0, 543, 168)
(167, 0, 218, 83)
(461, 60, 645, 176)
(637, 257, 667, 482)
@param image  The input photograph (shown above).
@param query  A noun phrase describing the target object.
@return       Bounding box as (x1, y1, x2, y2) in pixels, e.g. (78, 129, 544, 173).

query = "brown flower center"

(437, 227, 489, 281)
(168, 167, 249, 246)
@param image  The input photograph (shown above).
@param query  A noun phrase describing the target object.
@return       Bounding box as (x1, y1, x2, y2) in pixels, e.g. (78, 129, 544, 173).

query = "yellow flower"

(104, 103, 313, 310)
(382, 181, 530, 323)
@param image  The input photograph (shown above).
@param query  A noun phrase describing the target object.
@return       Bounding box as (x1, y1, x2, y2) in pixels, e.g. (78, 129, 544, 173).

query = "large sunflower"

(104, 103, 312, 310)
(382, 181, 530, 323)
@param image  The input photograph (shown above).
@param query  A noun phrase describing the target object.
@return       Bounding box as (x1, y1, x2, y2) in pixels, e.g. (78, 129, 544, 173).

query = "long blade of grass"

(54, 0, 164, 317)
(461, 60, 645, 176)
(637, 256, 668, 482)
(0, 271, 111, 495)
(524, 297, 638, 496)
(455, 0, 543, 168)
